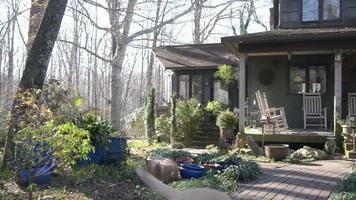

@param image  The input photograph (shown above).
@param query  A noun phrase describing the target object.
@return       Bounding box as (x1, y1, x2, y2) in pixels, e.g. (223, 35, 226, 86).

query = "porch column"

(239, 53, 246, 135)
(334, 50, 342, 134)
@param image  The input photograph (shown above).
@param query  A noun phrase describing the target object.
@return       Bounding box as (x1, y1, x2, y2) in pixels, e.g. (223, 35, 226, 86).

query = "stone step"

(191, 140, 219, 148)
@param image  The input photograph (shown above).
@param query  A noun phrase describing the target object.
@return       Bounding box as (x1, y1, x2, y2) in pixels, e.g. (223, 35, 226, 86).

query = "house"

(222, 0, 356, 145)
(153, 43, 238, 108)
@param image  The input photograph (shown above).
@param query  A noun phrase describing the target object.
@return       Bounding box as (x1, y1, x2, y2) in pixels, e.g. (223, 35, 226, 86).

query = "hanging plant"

(214, 64, 237, 85)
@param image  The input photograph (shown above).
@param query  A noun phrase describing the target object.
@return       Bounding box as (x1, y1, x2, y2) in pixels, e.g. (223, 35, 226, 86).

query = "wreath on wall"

(258, 68, 276, 86)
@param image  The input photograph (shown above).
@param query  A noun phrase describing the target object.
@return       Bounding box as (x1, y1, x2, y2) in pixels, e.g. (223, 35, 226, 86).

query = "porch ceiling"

(222, 28, 356, 55)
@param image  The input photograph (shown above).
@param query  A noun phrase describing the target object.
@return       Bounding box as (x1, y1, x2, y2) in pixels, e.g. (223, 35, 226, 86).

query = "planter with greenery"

(341, 117, 356, 142)
(75, 111, 115, 165)
(205, 100, 227, 119)
(216, 110, 238, 149)
(214, 64, 237, 86)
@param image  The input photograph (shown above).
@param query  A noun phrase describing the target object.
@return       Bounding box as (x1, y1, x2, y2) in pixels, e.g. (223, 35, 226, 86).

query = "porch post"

(334, 50, 342, 134)
(239, 53, 246, 135)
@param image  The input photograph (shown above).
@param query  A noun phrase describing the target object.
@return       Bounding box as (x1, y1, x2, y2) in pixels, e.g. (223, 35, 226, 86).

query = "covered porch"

(222, 28, 356, 140)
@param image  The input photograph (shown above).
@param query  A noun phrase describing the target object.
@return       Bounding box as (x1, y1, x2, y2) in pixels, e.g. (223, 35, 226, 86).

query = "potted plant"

(75, 111, 113, 165)
(340, 117, 356, 143)
(205, 101, 227, 120)
(216, 110, 238, 149)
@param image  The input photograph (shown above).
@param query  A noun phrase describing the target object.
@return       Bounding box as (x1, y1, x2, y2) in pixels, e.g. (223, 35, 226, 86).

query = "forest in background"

(0, 0, 270, 136)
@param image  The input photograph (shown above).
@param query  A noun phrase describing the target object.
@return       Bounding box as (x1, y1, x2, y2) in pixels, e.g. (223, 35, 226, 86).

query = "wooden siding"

(279, 0, 356, 28)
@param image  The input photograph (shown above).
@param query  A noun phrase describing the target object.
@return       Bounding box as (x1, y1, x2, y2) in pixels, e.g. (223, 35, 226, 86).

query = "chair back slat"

(349, 93, 356, 117)
(303, 93, 322, 115)
(255, 90, 269, 113)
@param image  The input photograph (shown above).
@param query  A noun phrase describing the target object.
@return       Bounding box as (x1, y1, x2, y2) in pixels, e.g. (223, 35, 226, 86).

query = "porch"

(222, 28, 356, 138)
(245, 128, 333, 146)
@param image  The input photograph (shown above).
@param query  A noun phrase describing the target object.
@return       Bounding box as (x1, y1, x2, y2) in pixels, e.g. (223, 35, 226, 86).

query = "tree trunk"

(193, 0, 203, 44)
(2, 0, 68, 167)
(27, 0, 49, 50)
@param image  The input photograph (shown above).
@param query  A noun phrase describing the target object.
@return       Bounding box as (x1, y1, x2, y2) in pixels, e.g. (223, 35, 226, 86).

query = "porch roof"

(222, 28, 356, 55)
(152, 43, 237, 70)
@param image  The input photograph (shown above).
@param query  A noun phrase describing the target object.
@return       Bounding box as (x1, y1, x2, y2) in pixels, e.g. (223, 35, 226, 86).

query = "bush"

(216, 110, 238, 129)
(74, 111, 115, 148)
(340, 170, 356, 192)
(145, 88, 156, 144)
(205, 101, 227, 117)
(176, 98, 204, 144)
(155, 115, 171, 136)
(148, 148, 192, 162)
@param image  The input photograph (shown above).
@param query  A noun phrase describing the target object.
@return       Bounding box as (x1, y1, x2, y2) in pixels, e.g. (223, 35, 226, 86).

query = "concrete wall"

(279, 0, 356, 29)
(247, 55, 335, 128)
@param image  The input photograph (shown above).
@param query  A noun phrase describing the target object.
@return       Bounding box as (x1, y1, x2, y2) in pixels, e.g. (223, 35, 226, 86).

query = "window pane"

(191, 75, 203, 102)
(309, 66, 326, 93)
(290, 67, 306, 94)
(179, 75, 189, 100)
(323, 0, 340, 20)
(303, 0, 319, 21)
(214, 80, 229, 105)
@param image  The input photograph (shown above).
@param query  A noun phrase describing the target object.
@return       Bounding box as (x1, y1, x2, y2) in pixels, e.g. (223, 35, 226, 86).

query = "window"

(323, 0, 340, 20)
(309, 66, 326, 93)
(214, 80, 229, 105)
(303, 0, 319, 22)
(191, 75, 203, 102)
(179, 75, 189, 100)
(289, 66, 326, 94)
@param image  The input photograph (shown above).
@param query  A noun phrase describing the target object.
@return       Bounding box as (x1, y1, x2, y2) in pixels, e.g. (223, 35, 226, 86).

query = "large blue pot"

(77, 147, 106, 167)
(19, 163, 55, 185)
(107, 137, 127, 163)
(180, 164, 205, 179)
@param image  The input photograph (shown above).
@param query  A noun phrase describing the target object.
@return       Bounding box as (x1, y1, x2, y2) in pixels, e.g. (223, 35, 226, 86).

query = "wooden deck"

(245, 128, 334, 144)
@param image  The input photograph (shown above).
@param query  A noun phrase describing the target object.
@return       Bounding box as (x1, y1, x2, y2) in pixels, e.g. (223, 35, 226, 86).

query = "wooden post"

(239, 53, 246, 137)
(334, 50, 342, 135)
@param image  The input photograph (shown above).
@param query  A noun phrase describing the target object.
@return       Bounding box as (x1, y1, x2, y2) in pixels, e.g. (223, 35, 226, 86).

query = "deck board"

(245, 128, 333, 144)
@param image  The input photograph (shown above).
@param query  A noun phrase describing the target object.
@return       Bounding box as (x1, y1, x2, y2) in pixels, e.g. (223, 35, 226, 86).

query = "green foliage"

(170, 178, 212, 191)
(194, 152, 220, 164)
(170, 94, 177, 146)
(176, 98, 204, 144)
(74, 111, 115, 148)
(214, 64, 237, 85)
(340, 170, 356, 192)
(171, 142, 185, 149)
(216, 110, 238, 129)
(205, 101, 227, 117)
(145, 88, 156, 145)
(148, 148, 192, 161)
(155, 115, 171, 136)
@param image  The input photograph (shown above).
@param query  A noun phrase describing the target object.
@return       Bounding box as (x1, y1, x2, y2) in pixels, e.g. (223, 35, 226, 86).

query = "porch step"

(188, 122, 220, 148)
(191, 140, 219, 148)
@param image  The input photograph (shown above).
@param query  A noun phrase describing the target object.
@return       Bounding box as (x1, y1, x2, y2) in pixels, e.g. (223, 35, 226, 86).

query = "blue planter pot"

(19, 163, 54, 185)
(107, 137, 127, 163)
(180, 164, 205, 179)
(77, 147, 106, 167)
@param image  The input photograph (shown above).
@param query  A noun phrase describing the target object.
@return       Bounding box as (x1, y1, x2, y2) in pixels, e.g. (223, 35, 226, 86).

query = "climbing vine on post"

(170, 94, 177, 147)
(145, 88, 156, 145)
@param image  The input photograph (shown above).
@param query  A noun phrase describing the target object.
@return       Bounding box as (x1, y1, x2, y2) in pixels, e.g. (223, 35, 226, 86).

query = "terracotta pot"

(265, 144, 289, 161)
(219, 128, 235, 145)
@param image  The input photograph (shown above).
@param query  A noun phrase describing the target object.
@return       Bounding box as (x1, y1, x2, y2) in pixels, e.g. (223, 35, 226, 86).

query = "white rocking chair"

(255, 90, 288, 133)
(348, 93, 356, 117)
(303, 93, 327, 130)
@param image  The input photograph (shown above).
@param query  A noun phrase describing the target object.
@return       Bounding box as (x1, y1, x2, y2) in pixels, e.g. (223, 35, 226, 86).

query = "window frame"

(177, 73, 204, 103)
(288, 65, 327, 95)
(301, 0, 341, 23)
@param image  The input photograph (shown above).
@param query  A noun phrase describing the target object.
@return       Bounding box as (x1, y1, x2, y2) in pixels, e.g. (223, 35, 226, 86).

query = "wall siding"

(247, 55, 335, 128)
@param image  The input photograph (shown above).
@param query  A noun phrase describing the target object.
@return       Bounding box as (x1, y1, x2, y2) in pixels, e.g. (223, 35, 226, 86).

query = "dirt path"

(232, 160, 353, 200)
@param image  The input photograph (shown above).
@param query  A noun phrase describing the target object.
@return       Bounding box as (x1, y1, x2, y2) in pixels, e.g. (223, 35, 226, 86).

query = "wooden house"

(222, 0, 356, 145)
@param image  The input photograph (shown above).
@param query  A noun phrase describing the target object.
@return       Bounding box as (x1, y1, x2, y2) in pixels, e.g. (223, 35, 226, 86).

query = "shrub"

(145, 88, 156, 145)
(74, 111, 115, 148)
(216, 110, 238, 129)
(176, 98, 204, 144)
(214, 64, 237, 85)
(205, 101, 227, 117)
(340, 170, 356, 192)
(148, 148, 192, 162)
(155, 115, 171, 136)
(170, 94, 177, 146)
